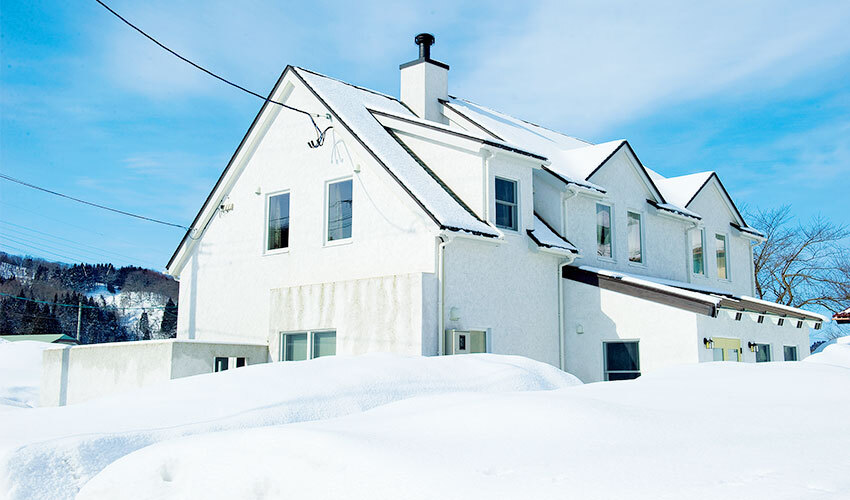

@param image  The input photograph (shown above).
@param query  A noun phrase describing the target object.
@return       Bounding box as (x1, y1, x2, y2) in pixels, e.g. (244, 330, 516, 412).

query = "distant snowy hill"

(0, 252, 177, 342)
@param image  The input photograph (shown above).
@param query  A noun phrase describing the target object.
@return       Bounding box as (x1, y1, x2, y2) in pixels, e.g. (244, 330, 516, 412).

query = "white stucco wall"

(175, 74, 437, 346)
(41, 340, 269, 406)
(695, 313, 810, 363)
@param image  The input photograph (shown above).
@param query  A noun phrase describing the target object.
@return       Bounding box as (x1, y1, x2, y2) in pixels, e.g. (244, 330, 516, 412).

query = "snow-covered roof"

(647, 169, 714, 208)
(527, 213, 578, 254)
(832, 307, 850, 322)
(294, 68, 499, 238)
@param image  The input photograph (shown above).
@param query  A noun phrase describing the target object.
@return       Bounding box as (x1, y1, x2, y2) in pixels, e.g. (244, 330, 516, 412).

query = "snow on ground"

(0, 353, 577, 500)
(79, 345, 850, 500)
(0, 341, 53, 410)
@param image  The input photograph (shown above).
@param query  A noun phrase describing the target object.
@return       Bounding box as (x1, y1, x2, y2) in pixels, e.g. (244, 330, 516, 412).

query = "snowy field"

(1, 341, 849, 500)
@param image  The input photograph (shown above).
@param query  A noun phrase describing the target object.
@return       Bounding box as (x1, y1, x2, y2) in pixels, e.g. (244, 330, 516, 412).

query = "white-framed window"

(715, 233, 728, 280)
(280, 330, 337, 361)
(627, 211, 644, 264)
(494, 177, 518, 231)
(755, 343, 771, 363)
(326, 178, 353, 243)
(596, 203, 613, 259)
(690, 228, 705, 275)
(603, 340, 640, 381)
(266, 191, 290, 252)
(783, 345, 798, 361)
(214, 356, 246, 372)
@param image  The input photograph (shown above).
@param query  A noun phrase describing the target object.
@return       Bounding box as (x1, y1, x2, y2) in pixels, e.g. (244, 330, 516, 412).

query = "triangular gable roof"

(646, 169, 714, 209)
(166, 66, 499, 273)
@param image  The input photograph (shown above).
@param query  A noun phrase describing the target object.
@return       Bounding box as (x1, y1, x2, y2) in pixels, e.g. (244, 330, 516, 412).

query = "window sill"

(596, 255, 616, 264)
(627, 260, 646, 269)
(323, 238, 353, 248)
(264, 247, 290, 256)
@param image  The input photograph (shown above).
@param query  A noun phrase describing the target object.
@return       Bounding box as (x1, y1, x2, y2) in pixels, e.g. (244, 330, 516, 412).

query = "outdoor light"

(576, 324, 584, 335)
(748, 342, 758, 352)
(703, 337, 714, 349)
(449, 307, 460, 322)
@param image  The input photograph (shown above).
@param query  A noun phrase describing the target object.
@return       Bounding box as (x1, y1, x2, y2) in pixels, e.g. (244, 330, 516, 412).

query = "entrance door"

(712, 337, 741, 362)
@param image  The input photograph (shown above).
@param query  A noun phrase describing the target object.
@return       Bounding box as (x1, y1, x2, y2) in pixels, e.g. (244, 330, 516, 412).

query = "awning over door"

(562, 265, 828, 325)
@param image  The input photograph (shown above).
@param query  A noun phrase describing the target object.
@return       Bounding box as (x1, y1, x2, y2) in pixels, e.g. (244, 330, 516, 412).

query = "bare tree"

(748, 205, 850, 339)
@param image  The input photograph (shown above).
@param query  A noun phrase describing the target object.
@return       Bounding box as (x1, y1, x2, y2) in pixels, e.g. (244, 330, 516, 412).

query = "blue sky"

(1, 0, 849, 270)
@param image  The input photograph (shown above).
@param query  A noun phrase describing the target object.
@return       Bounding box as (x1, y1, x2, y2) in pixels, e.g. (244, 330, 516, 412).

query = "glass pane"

(267, 193, 290, 250)
(327, 180, 353, 241)
(784, 346, 797, 361)
(691, 229, 704, 274)
(596, 204, 612, 257)
(628, 212, 642, 263)
(715, 235, 727, 279)
(755, 344, 771, 363)
(495, 202, 516, 230)
(495, 178, 516, 204)
(726, 348, 739, 362)
(284, 333, 308, 361)
(713, 348, 724, 361)
(214, 357, 228, 372)
(605, 342, 639, 371)
(312, 331, 336, 358)
(607, 372, 640, 381)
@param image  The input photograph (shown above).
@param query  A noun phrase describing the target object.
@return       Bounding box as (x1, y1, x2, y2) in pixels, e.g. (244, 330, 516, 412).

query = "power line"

(93, 0, 332, 148)
(0, 173, 188, 229)
(0, 240, 90, 264)
(0, 229, 130, 264)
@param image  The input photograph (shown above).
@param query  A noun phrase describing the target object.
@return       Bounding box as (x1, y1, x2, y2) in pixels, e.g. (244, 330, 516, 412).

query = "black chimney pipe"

(415, 33, 435, 60)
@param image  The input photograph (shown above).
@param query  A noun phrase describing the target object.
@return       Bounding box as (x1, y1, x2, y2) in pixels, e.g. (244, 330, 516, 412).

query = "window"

(596, 204, 612, 258)
(715, 234, 728, 279)
(627, 211, 643, 263)
(755, 344, 771, 363)
(281, 330, 337, 361)
(235, 357, 246, 368)
(282, 333, 308, 361)
(603, 341, 640, 380)
(267, 192, 290, 251)
(690, 228, 705, 275)
(494, 177, 518, 231)
(783, 345, 798, 361)
(214, 357, 228, 372)
(327, 179, 353, 242)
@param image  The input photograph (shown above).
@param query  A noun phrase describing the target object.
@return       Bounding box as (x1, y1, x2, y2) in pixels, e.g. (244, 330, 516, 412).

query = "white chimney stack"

(400, 33, 449, 124)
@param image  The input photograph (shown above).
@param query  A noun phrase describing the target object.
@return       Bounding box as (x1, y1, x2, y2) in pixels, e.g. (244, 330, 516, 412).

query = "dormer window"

(690, 228, 705, 275)
(495, 177, 518, 231)
(596, 203, 612, 258)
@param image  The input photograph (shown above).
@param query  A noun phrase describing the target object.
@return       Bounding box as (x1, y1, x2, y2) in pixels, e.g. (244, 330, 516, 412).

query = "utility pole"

(76, 300, 82, 341)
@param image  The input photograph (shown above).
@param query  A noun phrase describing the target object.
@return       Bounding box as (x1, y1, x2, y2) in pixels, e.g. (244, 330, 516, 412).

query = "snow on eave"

(738, 296, 830, 323)
(577, 265, 722, 306)
(292, 67, 499, 239)
(528, 213, 578, 253)
(647, 199, 702, 220)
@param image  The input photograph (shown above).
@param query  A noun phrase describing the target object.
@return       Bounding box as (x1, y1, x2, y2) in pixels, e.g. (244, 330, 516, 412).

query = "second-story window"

(715, 234, 728, 279)
(327, 179, 353, 242)
(596, 203, 612, 258)
(494, 177, 518, 231)
(267, 192, 290, 251)
(627, 211, 643, 263)
(690, 228, 705, 275)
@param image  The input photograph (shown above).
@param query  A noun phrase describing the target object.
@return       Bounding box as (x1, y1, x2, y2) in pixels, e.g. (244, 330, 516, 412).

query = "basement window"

(267, 191, 291, 251)
(281, 330, 337, 361)
(494, 177, 518, 231)
(326, 179, 353, 242)
(214, 357, 228, 372)
(783, 345, 798, 361)
(603, 341, 640, 381)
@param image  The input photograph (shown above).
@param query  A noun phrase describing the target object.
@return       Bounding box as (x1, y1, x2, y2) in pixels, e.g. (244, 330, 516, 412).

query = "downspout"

(558, 187, 579, 372)
(437, 234, 454, 356)
(482, 149, 494, 220)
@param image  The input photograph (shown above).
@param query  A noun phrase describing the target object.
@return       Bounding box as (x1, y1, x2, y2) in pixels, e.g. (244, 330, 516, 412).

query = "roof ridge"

(448, 95, 594, 146)
(293, 66, 402, 104)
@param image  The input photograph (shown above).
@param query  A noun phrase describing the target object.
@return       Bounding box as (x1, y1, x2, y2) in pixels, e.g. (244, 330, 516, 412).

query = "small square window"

(755, 344, 771, 362)
(282, 333, 308, 361)
(783, 345, 798, 361)
(214, 357, 228, 372)
(267, 192, 291, 251)
(604, 341, 640, 381)
(494, 177, 518, 231)
(327, 179, 353, 242)
(312, 331, 337, 358)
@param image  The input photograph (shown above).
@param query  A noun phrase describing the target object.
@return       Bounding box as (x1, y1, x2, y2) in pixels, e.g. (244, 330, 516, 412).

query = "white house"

(41, 34, 828, 405)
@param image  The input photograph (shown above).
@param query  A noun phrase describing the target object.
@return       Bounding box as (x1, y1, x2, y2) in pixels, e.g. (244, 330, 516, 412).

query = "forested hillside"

(0, 252, 178, 343)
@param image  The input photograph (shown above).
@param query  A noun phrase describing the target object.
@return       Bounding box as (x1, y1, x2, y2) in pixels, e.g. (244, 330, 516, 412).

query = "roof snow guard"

(563, 265, 827, 324)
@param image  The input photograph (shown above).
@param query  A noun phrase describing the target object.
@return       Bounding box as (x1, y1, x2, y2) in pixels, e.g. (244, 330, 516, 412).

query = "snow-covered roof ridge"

(528, 213, 578, 253)
(293, 67, 499, 238)
(647, 169, 715, 209)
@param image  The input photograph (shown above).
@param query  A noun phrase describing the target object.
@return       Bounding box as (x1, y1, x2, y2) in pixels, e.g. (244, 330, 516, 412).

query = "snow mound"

(79, 358, 850, 500)
(0, 353, 578, 500)
(0, 341, 54, 410)
(804, 340, 850, 369)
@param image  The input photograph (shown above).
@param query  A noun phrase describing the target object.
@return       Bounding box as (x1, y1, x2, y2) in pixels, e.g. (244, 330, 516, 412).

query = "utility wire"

(93, 0, 332, 147)
(0, 173, 188, 229)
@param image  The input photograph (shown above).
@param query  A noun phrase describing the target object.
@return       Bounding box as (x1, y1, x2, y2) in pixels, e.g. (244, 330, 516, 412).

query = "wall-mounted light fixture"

(747, 341, 758, 352)
(703, 337, 714, 349)
(576, 324, 584, 335)
(448, 307, 460, 322)
(255, 187, 262, 195)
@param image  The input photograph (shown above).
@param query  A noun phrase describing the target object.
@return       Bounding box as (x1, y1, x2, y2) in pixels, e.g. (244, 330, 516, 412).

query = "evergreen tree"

(159, 299, 178, 338)
(138, 311, 151, 340)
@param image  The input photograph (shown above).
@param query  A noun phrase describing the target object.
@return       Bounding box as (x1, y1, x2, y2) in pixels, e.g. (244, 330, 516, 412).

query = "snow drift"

(0, 341, 53, 410)
(0, 353, 578, 500)
(80, 344, 850, 500)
